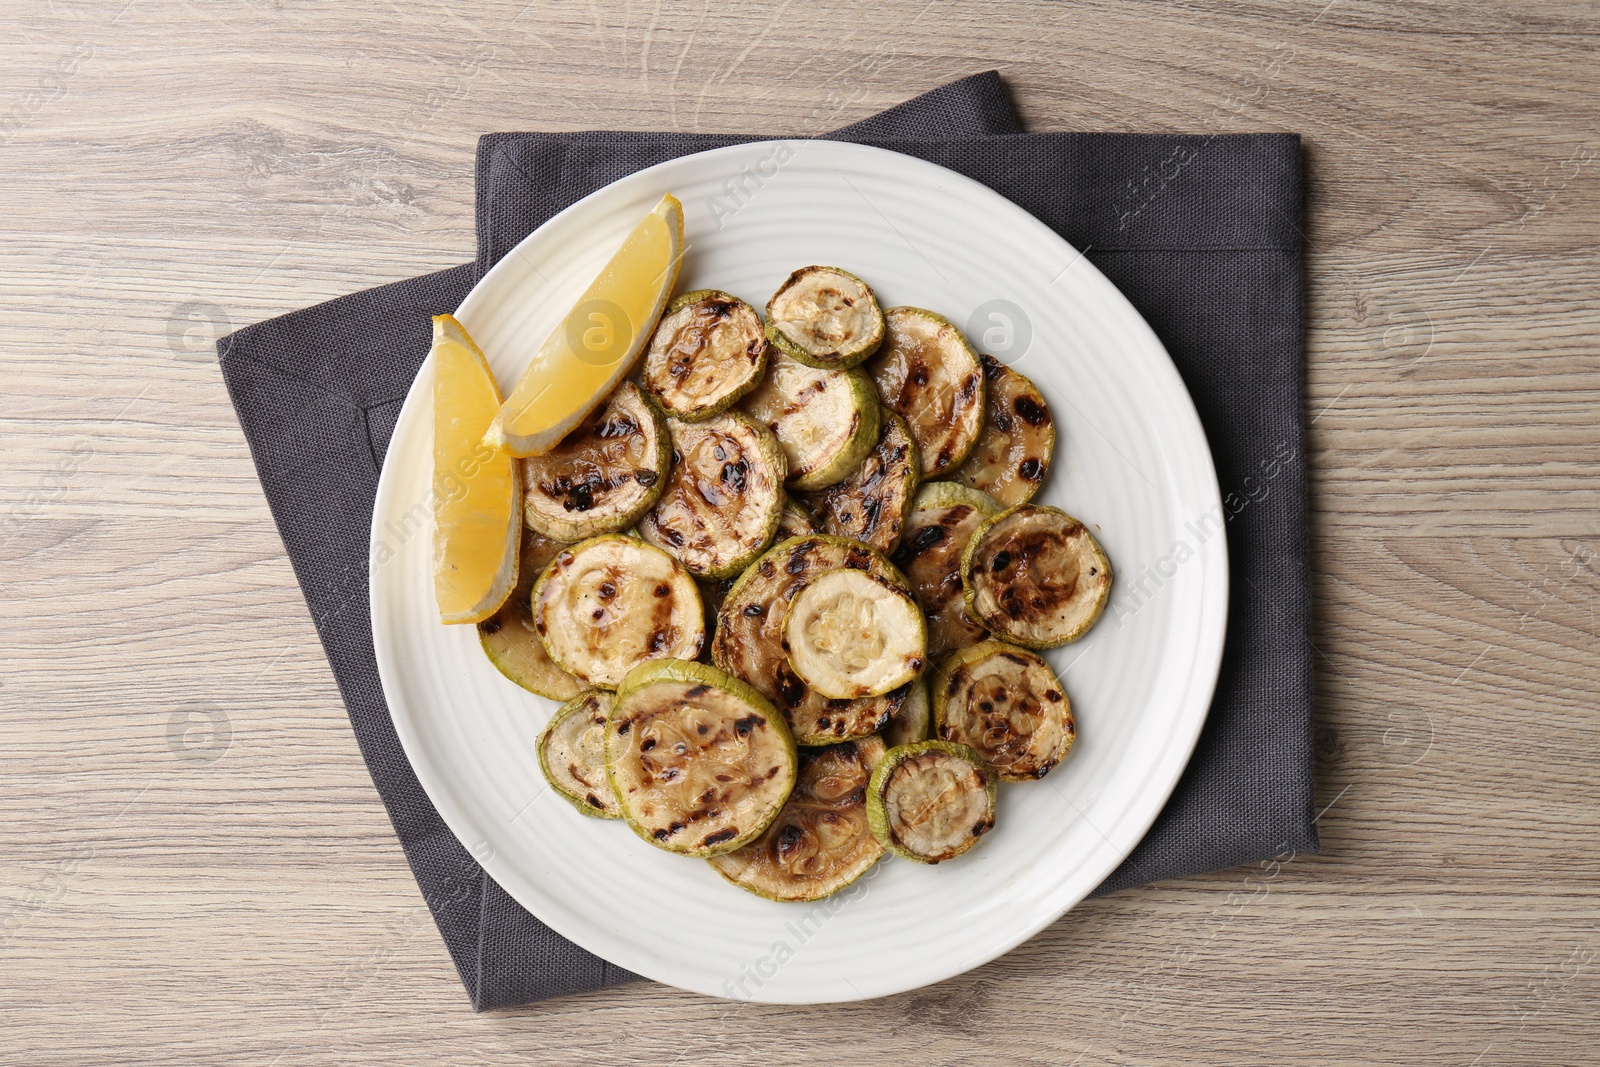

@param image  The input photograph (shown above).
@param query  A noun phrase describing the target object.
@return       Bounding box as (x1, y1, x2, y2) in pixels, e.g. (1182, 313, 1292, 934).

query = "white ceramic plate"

(371, 140, 1227, 1004)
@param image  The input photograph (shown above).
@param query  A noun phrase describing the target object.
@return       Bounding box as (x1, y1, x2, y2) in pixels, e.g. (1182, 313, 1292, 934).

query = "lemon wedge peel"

(431, 314, 523, 625)
(486, 193, 686, 457)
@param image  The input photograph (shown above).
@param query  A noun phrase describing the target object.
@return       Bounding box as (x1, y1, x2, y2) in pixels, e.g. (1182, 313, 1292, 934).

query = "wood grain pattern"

(3, 1, 1597, 1063)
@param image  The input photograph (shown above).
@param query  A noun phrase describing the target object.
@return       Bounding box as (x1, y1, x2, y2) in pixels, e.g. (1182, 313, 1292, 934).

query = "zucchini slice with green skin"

(777, 499, 820, 538)
(948, 355, 1056, 508)
(606, 659, 798, 857)
(479, 527, 584, 700)
(932, 640, 1075, 782)
(707, 735, 886, 901)
(891, 482, 1002, 658)
(740, 351, 880, 491)
(638, 411, 787, 578)
(642, 290, 768, 421)
(534, 534, 705, 688)
(799, 407, 920, 554)
(882, 673, 930, 749)
(538, 691, 621, 817)
(713, 535, 909, 744)
(866, 740, 996, 864)
(867, 307, 985, 477)
(520, 381, 670, 542)
(764, 266, 885, 370)
(962, 505, 1112, 649)
(784, 567, 926, 699)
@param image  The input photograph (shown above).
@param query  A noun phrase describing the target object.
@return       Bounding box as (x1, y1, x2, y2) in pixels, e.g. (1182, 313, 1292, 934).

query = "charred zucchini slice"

(784, 568, 926, 699)
(740, 351, 880, 491)
(799, 407, 920, 554)
(868, 308, 985, 477)
(638, 411, 787, 578)
(520, 381, 670, 542)
(777, 499, 820, 539)
(538, 691, 621, 817)
(479, 527, 584, 700)
(707, 735, 885, 901)
(882, 673, 930, 749)
(962, 505, 1112, 649)
(891, 482, 1001, 658)
(534, 534, 705, 688)
(642, 290, 768, 421)
(713, 535, 909, 745)
(606, 659, 797, 857)
(932, 641, 1075, 782)
(764, 266, 884, 370)
(866, 740, 996, 864)
(949, 355, 1055, 507)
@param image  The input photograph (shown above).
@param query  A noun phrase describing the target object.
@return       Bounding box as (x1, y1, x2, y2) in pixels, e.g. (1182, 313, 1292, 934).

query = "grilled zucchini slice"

(891, 482, 1001, 658)
(784, 567, 926, 699)
(520, 381, 670, 541)
(642, 290, 768, 421)
(799, 407, 920, 554)
(534, 534, 705, 688)
(538, 691, 620, 817)
(932, 641, 1075, 782)
(713, 535, 909, 744)
(606, 659, 797, 857)
(707, 735, 885, 901)
(866, 740, 996, 864)
(882, 673, 930, 749)
(638, 411, 787, 578)
(949, 355, 1055, 507)
(778, 499, 820, 538)
(764, 266, 884, 370)
(741, 351, 880, 491)
(867, 307, 985, 477)
(962, 505, 1112, 649)
(479, 527, 584, 700)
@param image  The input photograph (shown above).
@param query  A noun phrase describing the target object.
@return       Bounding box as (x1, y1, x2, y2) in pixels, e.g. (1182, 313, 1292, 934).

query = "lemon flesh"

(486, 193, 685, 457)
(432, 314, 522, 624)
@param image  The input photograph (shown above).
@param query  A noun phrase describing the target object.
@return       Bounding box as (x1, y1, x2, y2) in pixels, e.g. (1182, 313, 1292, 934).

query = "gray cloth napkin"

(219, 71, 1315, 1011)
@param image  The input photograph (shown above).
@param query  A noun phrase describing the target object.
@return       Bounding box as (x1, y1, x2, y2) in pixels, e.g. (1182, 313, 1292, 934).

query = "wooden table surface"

(5, 1, 1597, 1063)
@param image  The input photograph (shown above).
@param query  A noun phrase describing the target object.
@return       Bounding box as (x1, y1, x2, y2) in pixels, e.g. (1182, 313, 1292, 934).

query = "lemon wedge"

(432, 314, 522, 624)
(486, 193, 684, 456)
